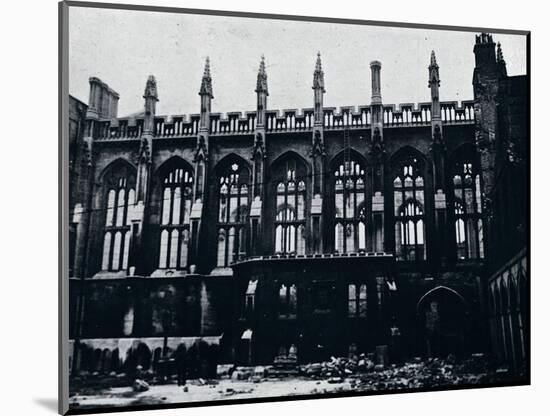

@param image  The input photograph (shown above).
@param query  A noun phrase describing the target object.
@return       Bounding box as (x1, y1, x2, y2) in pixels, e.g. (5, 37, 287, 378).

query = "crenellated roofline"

(94, 100, 475, 141)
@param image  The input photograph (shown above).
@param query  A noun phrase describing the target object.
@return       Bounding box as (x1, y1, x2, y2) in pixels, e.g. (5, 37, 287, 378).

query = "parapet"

(93, 100, 475, 141)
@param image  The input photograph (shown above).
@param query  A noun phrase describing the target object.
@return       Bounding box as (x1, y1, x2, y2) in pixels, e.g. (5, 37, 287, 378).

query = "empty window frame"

(101, 167, 136, 272)
(158, 167, 194, 269)
(393, 157, 426, 261)
(217, 162, 250, 267)
(348, 283, 367, 318)
(278, 283, 297, 318)
(452, 159, 484, 259)
(334, 159, 367, 253)
(274, 159, 306, 254)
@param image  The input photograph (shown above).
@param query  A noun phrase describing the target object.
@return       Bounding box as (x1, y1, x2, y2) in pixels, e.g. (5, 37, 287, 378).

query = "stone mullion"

(293, 185, 299, 252)
(429, 50, 449, 268)
(235, 186, 242, 260)
(353, 180, 359, 251)
(107, 230, 114, 272)
(460, 175, 471, 259)
(400, 176, 406, 260)
(473, 173, 482, 259)
(411, 174, 419, 261)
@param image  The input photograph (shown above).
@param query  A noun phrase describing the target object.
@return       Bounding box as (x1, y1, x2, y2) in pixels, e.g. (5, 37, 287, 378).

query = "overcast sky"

(69, 7, 527, 118)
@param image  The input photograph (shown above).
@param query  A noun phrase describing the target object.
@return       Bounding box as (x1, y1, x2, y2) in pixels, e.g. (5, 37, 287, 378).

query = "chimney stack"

(370, 61, 382, 105)
(473, 32, 496, 69)
(370, 61, 383, 143)
(87, 77, 119, 119)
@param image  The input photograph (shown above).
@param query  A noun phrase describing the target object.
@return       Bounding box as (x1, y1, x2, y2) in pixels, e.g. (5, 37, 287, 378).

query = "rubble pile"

(301, 355, 374, 379)
(213, 352, 501, 391)
(269, 344, 299, 377)
(270, 355, 299, 377)
(300, 353, 495, 390)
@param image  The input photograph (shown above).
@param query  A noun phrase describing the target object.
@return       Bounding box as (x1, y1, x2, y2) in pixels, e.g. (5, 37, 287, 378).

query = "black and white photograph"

(60, 1, 529, 413)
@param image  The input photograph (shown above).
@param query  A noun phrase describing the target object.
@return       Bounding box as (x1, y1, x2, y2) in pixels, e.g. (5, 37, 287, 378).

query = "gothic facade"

(68, 33, 528, 375)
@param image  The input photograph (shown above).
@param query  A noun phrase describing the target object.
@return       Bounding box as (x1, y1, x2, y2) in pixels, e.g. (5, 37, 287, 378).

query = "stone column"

(251, 56, 268, 255)
(428, 51, 448, 266)
(369, 61, 386, 253)
(132, 75, 158, 275)
(310, 52, 326, 254)
(190, 58, 213, 270)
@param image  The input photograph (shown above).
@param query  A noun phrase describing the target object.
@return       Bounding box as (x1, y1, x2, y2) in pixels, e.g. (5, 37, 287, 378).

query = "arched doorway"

(134, 343, 152, 371)
(417, 286, 468, 358)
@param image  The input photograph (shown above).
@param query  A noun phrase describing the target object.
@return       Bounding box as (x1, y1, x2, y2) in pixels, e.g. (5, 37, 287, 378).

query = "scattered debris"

(327, 377, 343, 384)
(223, 387, 254, 396)
(295, 352, 500, 390)
(216, 364, 235, 378)
(71, 352, 522, 409)
(132, 379, 150, 392)
(231, 367, 254, 380)
(271, 350, 299, 377)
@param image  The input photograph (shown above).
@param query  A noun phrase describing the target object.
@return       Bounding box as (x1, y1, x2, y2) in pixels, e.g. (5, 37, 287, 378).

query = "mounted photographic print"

(59, 1, 530, 414)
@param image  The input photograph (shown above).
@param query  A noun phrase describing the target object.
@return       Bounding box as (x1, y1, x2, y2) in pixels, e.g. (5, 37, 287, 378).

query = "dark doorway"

(417, 286, 468, 358)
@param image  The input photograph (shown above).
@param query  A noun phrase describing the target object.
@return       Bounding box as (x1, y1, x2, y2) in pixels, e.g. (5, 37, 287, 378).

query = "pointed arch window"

(452, 159, 484, 259)
(274, 159, 306, 254)
(101, 168, 136, 272)
(158, 167, 194, 270)
(217, 162, 250, 267)
(393, 157, 426, 261)
(334, 159, 367, 253)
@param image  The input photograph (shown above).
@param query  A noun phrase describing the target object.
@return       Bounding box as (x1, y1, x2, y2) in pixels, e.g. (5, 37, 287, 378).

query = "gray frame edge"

(63, 0, 530, 35)
(59, 1, 70, 415)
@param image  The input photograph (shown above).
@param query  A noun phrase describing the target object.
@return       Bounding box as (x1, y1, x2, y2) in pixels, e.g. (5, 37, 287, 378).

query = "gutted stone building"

(68, 33, 528, 374)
